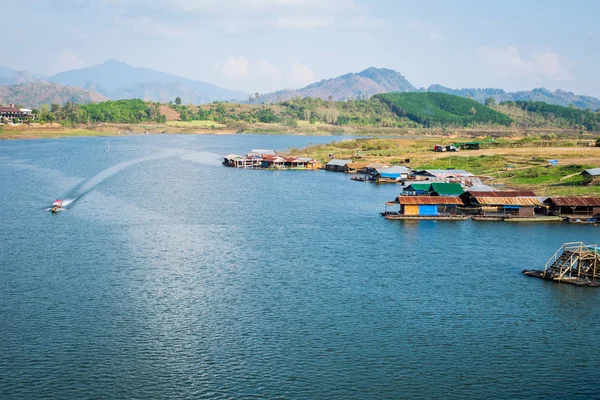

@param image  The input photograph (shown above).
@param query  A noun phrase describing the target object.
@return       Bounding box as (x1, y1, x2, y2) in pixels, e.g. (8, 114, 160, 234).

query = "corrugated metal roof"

(546, 197, 600, 207)
(297, 157, 316, 162)
(405, 183, 432, 191)
(583, 168, 600, 176)
(395, 196, 463, 205)
(326, 159, 352, 167)
(249, 149, 275, 155)
(465, 190, 537, 197)
(223, 154, 242, 159)
(386, 166, 411, 174)
(346, 162, 369, 169)
(474, 196, 543, 206)
(430, 182, 464, 196)
(415, 169, 474, 177)
(467, 184, 497, 192)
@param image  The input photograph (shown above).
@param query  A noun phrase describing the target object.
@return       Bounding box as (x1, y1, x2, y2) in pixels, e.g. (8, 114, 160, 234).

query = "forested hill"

(504, 100, 600, 131)
(259, 67, 416, 103)
(0, 82, 106, 107)
(427, 85, 600, 110)
(375, 92, 513, 127)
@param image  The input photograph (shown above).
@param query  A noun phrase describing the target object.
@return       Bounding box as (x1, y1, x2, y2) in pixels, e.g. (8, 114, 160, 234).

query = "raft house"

(459, 191, 554, 221)
(223, 150, 320, 170)
(544, 197, 600, 222)
(370, 166, 412, 183)
(325, 159, 353, 172)
(384, 196, 466, 220)
(403, 182, 464, 196)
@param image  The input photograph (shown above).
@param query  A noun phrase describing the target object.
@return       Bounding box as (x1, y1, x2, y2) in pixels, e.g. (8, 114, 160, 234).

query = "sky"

(2, 0, 599, 97)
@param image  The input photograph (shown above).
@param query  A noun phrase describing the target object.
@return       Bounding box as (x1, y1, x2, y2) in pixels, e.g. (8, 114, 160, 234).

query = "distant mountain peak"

(48, 59, 247, 103)
(260, 67, 416, 102)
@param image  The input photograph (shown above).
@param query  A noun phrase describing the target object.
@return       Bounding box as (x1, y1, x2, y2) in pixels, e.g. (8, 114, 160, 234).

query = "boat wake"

(51, 149, 186, 211)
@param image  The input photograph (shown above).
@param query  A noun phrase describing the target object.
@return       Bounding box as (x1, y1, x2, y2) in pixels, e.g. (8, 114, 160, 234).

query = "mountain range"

(0, 60, 599, 110)
(259, 67, 416, 103)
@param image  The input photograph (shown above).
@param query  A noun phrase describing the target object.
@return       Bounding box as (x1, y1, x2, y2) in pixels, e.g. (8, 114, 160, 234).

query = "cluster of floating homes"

(383, 182, 600, 223)
(223, 152, 600, 223)
(223, 149, 322, 170)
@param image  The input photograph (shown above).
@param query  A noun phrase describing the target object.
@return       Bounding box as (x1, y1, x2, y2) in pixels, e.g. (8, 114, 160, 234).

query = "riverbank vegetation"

(4, 92, 600, 138)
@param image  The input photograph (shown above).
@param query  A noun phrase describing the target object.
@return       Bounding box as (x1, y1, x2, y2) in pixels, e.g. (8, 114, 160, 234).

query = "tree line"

(32, 99, 166, 125)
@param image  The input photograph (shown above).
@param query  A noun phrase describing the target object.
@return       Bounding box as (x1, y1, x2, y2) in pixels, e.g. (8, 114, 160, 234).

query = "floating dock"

(523, 242, 600, 286)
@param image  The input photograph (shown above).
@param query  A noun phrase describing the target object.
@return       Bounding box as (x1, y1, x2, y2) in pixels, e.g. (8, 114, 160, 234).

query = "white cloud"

(291, 62, 314, 86)
(52, 50, 85, 74)
(478, 46, 572, 81)
(406, 21, 445, 42)
(344, 16, 385, 28)
(276, 15, 333, 29)
(255, 59, 281, 79)
(214, 56, 250, 79)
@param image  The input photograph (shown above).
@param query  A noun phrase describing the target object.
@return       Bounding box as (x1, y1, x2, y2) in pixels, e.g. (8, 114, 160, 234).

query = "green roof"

(405, 183, 432, 191)
(430, 182, 464, 196)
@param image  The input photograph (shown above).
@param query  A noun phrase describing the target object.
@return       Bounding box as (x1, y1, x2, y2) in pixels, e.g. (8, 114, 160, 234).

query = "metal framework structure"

(543, 242, 600, 283)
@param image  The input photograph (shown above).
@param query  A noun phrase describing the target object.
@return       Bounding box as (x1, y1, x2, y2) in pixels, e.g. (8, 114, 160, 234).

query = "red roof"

(546, 197, 600, 207)
(0, 106, 21, 113)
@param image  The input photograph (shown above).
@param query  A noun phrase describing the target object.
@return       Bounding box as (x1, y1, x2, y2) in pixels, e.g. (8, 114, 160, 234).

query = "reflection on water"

(0, 134, 599, 399)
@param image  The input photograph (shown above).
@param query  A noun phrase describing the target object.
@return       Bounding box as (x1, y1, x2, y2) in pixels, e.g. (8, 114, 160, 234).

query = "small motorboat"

(51, 200, 64, 213)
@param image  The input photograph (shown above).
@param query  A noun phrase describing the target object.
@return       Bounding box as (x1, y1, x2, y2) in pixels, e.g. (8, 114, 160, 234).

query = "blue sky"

(2, 0, 599, 96)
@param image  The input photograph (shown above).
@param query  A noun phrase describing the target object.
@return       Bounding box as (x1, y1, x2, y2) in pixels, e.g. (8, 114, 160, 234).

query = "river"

(1, 134, 599, 399)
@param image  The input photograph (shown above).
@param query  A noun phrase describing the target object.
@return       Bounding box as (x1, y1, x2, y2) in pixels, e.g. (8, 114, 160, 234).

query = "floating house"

(544, 197, 600, 217)
(412, 169, 474, 181)
(460, 191, 543, 218)
(223, 154, 252, 168)
(295, 157, 321, 169)
(430, 182, 464, 196)
(403, 182, 464, 196)
(247, 149, 276, 157)
(325, 159, 353, 172)
(403, 183, 433, 195)
(363, 163, 390, 174)
(261, 155, 286, 169)
(581, 168, 600, 185)
(385, 196, 464, 219)
(372, 166, 412, 183)
(345, 162, 369, 174)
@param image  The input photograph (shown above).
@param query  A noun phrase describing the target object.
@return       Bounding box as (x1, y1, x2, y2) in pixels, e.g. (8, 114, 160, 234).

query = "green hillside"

(374, 92, 513, 127)
(506, 100, 600, 131)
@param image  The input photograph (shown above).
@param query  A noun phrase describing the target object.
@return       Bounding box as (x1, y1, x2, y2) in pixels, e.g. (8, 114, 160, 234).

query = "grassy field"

(287, 137, 600, 196)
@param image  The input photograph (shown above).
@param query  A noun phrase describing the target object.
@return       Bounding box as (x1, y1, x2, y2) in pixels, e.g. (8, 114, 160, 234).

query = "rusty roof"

(546, 197, 600, 207)
(0, 106, 21, 112)
(394, 196, 464, 205)
(474, 196, 543, 206)
(464, 190, 537, 197)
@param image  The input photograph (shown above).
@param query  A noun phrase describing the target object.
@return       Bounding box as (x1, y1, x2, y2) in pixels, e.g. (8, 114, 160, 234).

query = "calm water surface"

(1, 134, 599, 399)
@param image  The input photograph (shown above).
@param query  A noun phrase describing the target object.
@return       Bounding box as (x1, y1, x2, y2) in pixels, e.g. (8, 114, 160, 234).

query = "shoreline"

(0, 121, 587, 140)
